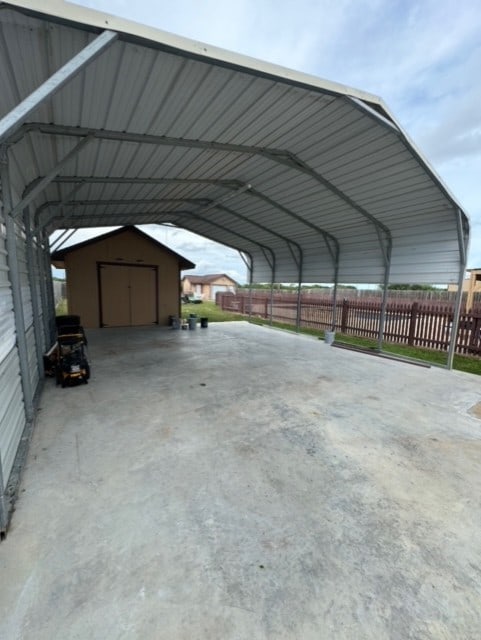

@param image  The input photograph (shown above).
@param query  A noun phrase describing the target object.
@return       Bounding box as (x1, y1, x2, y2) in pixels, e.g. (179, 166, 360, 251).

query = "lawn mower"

(55, 329, 90, 387)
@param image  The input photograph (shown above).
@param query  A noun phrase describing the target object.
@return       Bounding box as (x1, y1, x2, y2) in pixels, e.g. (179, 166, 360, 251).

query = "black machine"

(56, 330, 90, 387)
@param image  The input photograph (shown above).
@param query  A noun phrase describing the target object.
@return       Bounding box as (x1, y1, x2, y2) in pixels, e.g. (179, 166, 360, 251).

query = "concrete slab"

(1, 321, 481, 639)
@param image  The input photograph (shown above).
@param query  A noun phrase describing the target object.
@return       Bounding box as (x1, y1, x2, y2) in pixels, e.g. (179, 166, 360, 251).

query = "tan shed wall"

(65, 231, 181, 327)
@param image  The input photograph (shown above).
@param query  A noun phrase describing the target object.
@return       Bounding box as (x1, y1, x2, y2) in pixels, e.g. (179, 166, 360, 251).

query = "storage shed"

(51, 226, 194, 328)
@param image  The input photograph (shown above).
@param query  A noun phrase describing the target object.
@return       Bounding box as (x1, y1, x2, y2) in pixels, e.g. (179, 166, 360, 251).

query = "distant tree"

(383, 284, 438, 291)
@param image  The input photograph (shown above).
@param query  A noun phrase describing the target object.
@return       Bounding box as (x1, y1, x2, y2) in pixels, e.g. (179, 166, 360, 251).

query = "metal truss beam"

(45, 176, 242, 189)
(0, 31, 117, 145)
(39, 193, 304, 284)
(31, 175, 340, 271)
(15, 123, 391, 252)
(49, 206, 275, 274)
(11, 136, 93, 220)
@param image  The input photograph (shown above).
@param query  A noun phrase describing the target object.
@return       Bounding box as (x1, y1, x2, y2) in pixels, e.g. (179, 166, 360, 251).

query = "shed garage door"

(98, 263, 158, 327)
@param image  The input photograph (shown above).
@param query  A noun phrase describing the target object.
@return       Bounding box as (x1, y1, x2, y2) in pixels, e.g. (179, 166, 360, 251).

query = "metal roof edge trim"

(3, 0, 385, 107)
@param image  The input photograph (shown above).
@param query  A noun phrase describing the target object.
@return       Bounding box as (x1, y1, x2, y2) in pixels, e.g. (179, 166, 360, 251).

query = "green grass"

(55, 298, 68, 315)
(181, 300, 243, 322)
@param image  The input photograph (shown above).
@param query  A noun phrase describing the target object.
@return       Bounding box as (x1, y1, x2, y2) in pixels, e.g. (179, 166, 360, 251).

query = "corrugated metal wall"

(0, 206, 47, 534)
(16, 230, 40, 394)
(0, 214, 26, 489)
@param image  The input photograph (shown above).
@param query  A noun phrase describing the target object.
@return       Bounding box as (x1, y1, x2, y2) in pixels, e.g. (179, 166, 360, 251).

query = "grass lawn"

(55, 298, 68, 315)
(181, 300, 242, 322)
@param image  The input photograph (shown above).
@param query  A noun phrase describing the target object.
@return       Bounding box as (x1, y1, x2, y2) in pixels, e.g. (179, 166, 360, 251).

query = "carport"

(0, 0, 470, 538)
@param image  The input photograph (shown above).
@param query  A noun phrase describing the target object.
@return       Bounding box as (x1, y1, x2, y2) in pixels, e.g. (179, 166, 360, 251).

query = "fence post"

(241, 295, 245, 314)
(408, 302, 418, 346)
(341, 299, 349, 333)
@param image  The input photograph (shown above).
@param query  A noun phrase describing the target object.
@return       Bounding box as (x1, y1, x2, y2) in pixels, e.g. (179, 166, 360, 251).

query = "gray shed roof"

(0, 0, 469, 284)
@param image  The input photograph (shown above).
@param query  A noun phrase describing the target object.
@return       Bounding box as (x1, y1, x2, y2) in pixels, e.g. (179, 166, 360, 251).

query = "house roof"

(184, 274, 238, 285)
(51, 225, 195, 269)
(0, 1, 469, 285)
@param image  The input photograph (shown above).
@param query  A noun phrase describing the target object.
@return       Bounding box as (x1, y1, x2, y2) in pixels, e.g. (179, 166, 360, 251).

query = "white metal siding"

(0, 348, 25, 483)
(0, 217, 26, 484)
(15, 229, 41, 394)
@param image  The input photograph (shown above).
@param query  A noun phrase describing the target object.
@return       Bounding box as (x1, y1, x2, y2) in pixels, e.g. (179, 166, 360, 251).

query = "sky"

(52, 0, 481, 283)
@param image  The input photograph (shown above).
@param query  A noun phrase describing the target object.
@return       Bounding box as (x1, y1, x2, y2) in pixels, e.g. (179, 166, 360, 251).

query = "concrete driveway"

(1, 321, 481, 639)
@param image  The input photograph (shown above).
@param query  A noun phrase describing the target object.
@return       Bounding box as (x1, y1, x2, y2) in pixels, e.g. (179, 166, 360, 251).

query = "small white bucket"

(324, 330, 335, 345)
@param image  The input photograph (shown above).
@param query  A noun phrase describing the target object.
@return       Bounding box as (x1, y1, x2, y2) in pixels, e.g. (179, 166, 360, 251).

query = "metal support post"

(295, 250, 303, 333)
(330, 245, 340, 332)
(260, 249, 275, 326)
(377, 238, 393, 351)
(36, 234, 51, 348)
(269, 283, 274, 325)
(248, 257, 254, 320)
(295, 282, 301, 332)
(23, 207, 45, 378)
(1, 147, 34, 421)
(43, 232, 57, 344)
(331, 280, 339, 332)
(239, 251, 253, 319)
(447, 209, 469, 369)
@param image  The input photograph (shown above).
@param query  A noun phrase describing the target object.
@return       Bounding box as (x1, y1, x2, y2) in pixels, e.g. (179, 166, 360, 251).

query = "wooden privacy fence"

(218, 292, 481, 356)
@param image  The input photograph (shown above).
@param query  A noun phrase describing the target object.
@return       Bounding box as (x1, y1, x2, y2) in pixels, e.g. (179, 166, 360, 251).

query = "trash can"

(200, 317, 208, 328)
(188, 316, 197, 330)
(171, 316, 180, 329)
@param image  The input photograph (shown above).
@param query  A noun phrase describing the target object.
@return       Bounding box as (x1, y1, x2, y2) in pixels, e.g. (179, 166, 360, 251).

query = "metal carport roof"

(0, 0, 469, 285)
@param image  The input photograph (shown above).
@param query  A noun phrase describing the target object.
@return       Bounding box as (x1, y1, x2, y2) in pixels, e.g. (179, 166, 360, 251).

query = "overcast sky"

(54, 0, 481, 283)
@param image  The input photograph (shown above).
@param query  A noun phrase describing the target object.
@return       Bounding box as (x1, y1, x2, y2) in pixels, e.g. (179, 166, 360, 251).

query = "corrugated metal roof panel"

(0, 1, 469, 285)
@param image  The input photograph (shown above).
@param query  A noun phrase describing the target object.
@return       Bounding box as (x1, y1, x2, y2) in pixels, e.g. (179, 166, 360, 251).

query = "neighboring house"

(182, 274, 238, 301)
(51, 226, 195, 328)
(447, 268, 481, 310)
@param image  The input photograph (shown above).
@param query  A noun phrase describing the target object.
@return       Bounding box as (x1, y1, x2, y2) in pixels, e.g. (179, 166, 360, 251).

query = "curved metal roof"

(0, 0, 469, 284)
